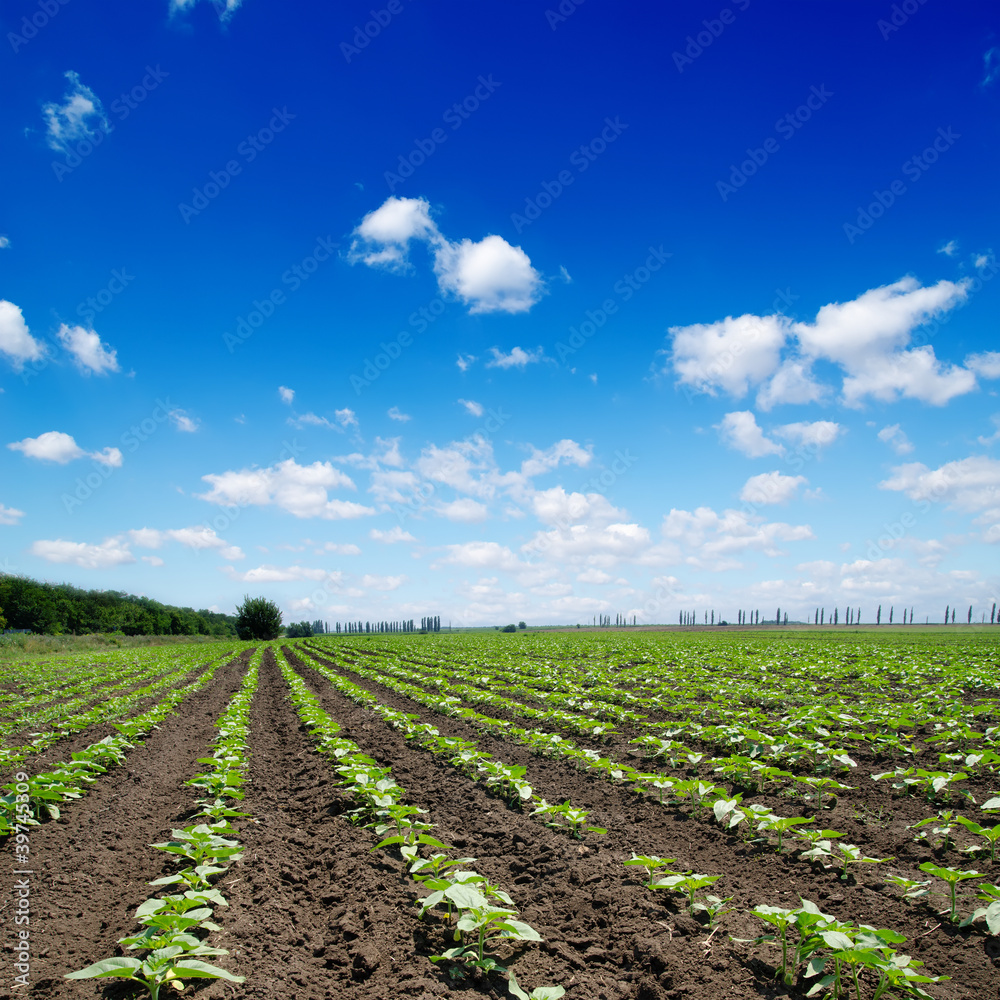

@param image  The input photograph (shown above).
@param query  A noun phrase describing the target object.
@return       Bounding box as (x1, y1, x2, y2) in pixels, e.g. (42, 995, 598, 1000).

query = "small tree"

(234, 595, 282, 640)
(501, 623, 517, 633)
(518, 621, 527, 629)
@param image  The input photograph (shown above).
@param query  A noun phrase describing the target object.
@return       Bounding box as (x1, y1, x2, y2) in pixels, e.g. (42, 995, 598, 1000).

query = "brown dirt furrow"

(194, 646, 428, 1000)
(289, 646, 998, 1000)
(0, 650, 251, 997)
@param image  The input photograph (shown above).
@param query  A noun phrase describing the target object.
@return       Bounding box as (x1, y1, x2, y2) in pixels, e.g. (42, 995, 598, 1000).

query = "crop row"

(65, 645, 262, 999)
(276, 646, 564, 997)
(1, 648, 240, 837)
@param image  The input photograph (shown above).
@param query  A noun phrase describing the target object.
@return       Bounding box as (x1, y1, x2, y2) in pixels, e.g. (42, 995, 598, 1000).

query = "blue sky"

(1, 0, 998, 627)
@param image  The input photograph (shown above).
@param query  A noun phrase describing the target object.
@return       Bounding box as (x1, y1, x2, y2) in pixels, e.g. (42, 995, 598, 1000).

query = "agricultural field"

(2, 631, 999, 1000)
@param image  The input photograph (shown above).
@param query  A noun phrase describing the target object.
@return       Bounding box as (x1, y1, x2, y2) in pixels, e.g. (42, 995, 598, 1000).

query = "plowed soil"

(3, 643, 997, 1000)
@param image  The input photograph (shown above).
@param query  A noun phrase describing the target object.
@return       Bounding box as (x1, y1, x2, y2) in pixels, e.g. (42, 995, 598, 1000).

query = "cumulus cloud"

(350, 196, 544, 314)
(740, 471, 807, 505)
(0, 301, 44, 368)
(877, 424, 914, 455)
(436, 498, 489, 523)
(370, 526, 417, 543)
(772, 420, 843, 450)
(485, 346, 544, 369)
(171, 0, 244, 22)
(42, 71, 110, 154)
(669, 314, 789, 399)
(521, 523, 652, 570)
(31, 537, 134, 569)
(127, 525, 243, 558)
(937, 240, 959, 256)
(317, 542, 362, 555)
(198, 458, 374, 520)
(966, 351, 1000, 380)
(8, 431, 122, 467)
(456, 354, 477, 371)
(55, 324, 119, 375)
(667, 277, 979, 408)
(662, 506, 813, 562)
(530, 486, 626, 526)
(0, 503, 25, 525)
(715, 411, 784, 458)
(387, 406, 411, 422)
(278, 386, 295, 404)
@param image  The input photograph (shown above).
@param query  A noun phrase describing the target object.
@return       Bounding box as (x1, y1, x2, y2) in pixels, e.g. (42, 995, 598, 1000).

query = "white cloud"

(42, 71, 110, 155)
(278, 386, 295, 404)
(841, 345, 976, 408)
(755, 359, 828, 410)
(0, 300, 44, 368)
(978, 415, 1000, 447)
(55, 324, 119, 376)
(669, 314, 789, 398)
(434, 234, 544, 314)
(974, 253, 993, 270)
(519, 439, 591, 478)
(142, 555, 164, 567)
(317, 542, 362, 555)
(387, 406, 411, 422)
(198, 458, 374, 520)
(715, 411, 784, 458)
(982, 46, 1000, 88)
(360, 573, 407, 591)
(880, 456, 1000, 516)
(31, 537, 134, 569)
(667, 277, 979, 409)
(937, 240, 959, 256)
(369, 469, 421, 504)
(773, 420, 843, 449)
(350, 196, 544, 314)
(877, 424, 914, 455)
(416, 436, 497, 498)
(126, 526, 244, 560)
(8, 431, 122, 467)
(740, 471, 807, 505)
(456, 354, 477, 372)
(0, 236, 9, 249)
(171, 0, 243, 21)
(485, 346, 544, 369)
(531, 486, 626, 526)
(966, 351, 1000, 380)
(522, 523, 652, 569)
(436, 498, 489, 523)
(224, 563, 331, 583)
(662, 506, 814, 561)
(370, 526, 417, 543)
(0, 503, 25, 525)
(169, 409, 198, 433)
(335, 408, 358, 428)
(458, 398, 485, 417)
(438, 541, 522, 572)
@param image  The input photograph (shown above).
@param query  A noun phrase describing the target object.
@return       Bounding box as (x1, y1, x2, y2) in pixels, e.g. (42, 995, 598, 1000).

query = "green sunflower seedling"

(624, 854, 679, 888)
(651, 872, 723, 915)
(65, 947, 244, 1000)
(508, 973, 565, 1000)
(918, 862, 981, 922)
(756, 812, 812, 852)
(960, 883, 1000, 935)
(955, 816, 1000, 860)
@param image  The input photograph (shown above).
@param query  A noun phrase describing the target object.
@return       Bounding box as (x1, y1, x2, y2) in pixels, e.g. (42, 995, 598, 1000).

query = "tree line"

(0, 575, 239, 637)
